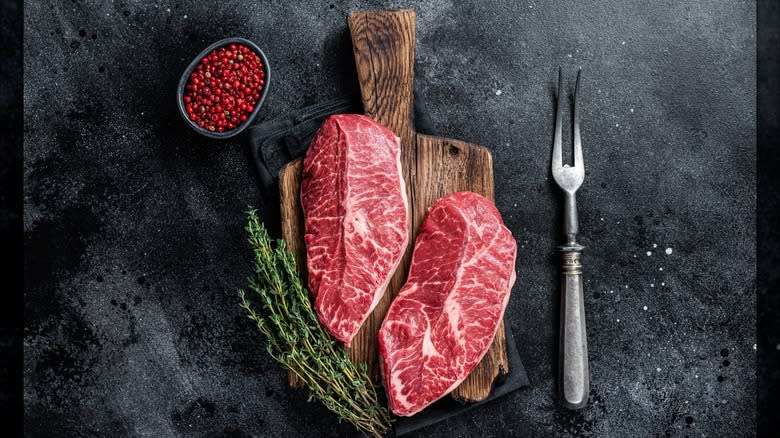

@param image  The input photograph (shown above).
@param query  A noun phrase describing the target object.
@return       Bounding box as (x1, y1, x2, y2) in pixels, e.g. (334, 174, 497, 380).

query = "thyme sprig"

(237, 209, 392, 436)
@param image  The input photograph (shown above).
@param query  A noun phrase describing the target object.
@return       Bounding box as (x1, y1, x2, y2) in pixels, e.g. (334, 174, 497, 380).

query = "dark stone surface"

(23, 0, 755, 436)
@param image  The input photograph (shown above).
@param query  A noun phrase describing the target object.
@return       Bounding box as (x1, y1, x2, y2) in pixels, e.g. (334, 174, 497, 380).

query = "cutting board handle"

(348, 9, 416, 141)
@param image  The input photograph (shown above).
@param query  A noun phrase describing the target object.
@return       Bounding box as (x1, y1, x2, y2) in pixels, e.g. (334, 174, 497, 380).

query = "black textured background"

(756, 0, 780, 436)
(23, 1, 758, 437)
(1, 0, 23, 432)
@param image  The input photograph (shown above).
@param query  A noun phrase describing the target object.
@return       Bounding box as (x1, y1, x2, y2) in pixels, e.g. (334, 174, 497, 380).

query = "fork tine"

(573, 67, 583, 169)
(552, 66, 564, 170)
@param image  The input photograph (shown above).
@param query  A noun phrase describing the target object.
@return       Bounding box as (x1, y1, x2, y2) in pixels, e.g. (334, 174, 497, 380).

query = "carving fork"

(552, 67, 589, 409)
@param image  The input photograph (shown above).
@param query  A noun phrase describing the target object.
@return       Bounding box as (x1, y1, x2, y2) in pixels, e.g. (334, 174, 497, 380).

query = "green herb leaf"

(238, 209, 392, 437)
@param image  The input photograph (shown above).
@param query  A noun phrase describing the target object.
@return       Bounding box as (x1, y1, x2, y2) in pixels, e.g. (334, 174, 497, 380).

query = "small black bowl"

(177, 37, 270, 139)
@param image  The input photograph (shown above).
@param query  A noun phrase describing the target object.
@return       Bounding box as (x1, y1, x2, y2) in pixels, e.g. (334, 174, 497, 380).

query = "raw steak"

(378, 191, 517, 416)
(301, 114, 409, 345)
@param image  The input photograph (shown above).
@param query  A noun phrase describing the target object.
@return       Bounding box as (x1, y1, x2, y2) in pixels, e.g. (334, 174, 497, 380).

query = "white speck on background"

(513, 203, 517, 207)
(656, 367, 661, 372)
(615, 123, 619, 127)
(610, 290, 614, 294)
(643, 306, 648, 311)
(183, 14, 188, 18)
(600, 217, 604, 221)
(695, 374, 699, 378)
(665, 247, 673, 255)
(616, 319, 620, 322)
(622, 41, 626, 45)
(646, 251, 652, 256)
(753, 344, 757, 350)
(567, 54, 572, 58)
(630, 108, 634, 113)
(633, 254, 637, 258)
(652, 243, 658, 248)
(650, 283, 655, 288)
(661, 282, 666, 286)
(166, 8, 171, 12)
(659, 267, 663, 271)
(495, 89, 502, 96)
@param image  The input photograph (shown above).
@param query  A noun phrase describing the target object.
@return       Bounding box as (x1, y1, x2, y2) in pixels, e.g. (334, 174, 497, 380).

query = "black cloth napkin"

(247, 93, 530, 436)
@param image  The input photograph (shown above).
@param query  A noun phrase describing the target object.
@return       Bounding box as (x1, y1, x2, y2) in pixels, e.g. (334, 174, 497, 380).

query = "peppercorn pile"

(183, 43, 266, 133)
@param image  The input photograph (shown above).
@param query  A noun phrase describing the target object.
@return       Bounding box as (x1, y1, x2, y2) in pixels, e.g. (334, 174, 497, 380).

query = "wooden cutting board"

(279, 8, 509, 403)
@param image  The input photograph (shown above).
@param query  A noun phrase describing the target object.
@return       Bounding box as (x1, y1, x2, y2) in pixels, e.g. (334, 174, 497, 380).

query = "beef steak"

(378, 191, 517, 416)
(301, 114, 409, 345)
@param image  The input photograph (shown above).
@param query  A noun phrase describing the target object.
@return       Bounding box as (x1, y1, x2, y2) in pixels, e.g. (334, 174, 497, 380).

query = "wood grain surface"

(279, 8, 509, 403)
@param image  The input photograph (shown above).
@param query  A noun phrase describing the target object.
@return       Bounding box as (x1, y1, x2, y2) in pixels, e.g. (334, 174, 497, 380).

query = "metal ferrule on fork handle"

(559, 243, 584, 274)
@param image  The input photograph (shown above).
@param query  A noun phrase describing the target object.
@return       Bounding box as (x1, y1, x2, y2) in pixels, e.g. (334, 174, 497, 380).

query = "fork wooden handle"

(559, 244, 589, 409)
